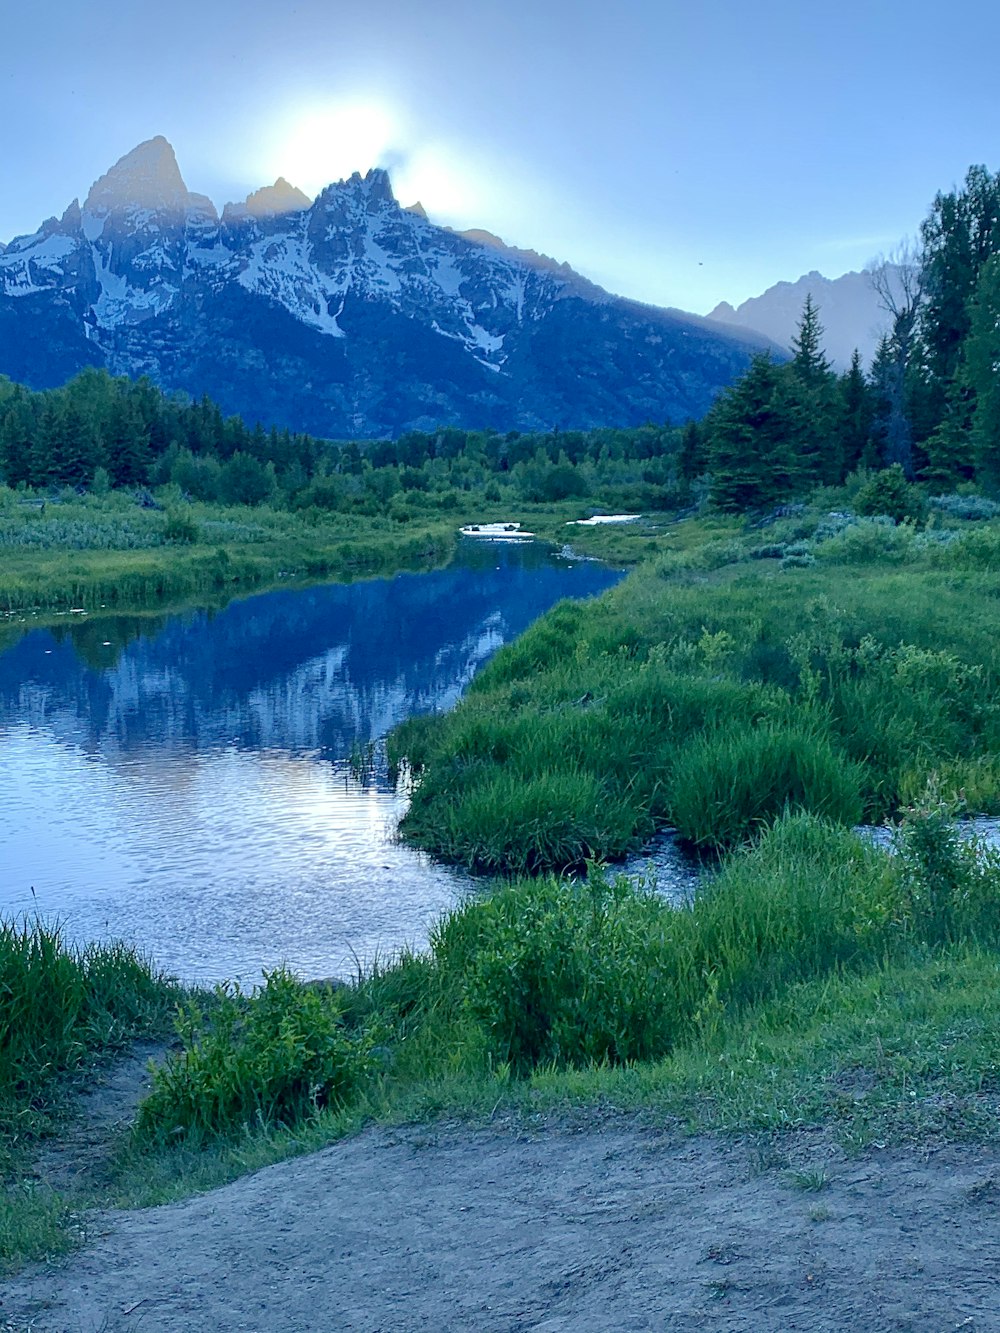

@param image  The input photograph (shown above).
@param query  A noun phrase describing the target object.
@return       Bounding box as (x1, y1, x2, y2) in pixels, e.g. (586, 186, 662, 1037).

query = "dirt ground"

(4, 1113, 1000, 1333)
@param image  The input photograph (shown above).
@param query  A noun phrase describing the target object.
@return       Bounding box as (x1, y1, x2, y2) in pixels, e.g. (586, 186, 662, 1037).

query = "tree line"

(0, 368, 687, 513)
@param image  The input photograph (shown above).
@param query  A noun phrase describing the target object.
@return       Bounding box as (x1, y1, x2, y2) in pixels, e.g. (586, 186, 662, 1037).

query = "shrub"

(427, 815, 894, 1074)
(136, 969, 374, 1141)
(929, 493, 1000, 521)
(430, 872, 690, 1070)
(892, 793, 1000, 946)
(814, 516, 918, 565)
(854, 465, 927, 525)
(163, 509, 199, 544)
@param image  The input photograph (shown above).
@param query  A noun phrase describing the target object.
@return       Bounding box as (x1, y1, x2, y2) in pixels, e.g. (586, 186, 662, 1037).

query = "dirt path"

(3, 1116, 999, 1332)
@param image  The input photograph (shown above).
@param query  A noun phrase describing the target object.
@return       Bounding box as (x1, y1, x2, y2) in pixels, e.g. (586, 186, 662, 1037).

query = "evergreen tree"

(790, 295, 832, 385)
(0, 389, 40, 487)
(868, 323, 917, 477)
(105, 398, 151, 486)
(677, 420, 706, 483)
(787, 297, 840, 483)
(837, 350, 874, 476)
(964, 254, 1000, 490)
(919, 165, 1000, 434)
(706, 354, 798, 511)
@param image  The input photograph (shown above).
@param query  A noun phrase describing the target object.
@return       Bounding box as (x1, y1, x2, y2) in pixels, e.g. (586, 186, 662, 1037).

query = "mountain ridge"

(705, 266, 902, 370)
(0, 137, 777, 438)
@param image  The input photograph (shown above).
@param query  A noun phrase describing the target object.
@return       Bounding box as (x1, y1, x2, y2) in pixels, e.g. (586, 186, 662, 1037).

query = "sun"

(267, 100, 400, 198)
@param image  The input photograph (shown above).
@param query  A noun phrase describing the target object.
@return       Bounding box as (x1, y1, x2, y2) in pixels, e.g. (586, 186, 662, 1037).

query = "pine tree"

(790, 295, 832, 385)
(706, 354, 798, 511)
(677, 420, 706, 483)
(788, 297, 840, 483)
(964, 254, 1000, 490)
(919, 165, 1000, 434)
(837, 350, 874, 477)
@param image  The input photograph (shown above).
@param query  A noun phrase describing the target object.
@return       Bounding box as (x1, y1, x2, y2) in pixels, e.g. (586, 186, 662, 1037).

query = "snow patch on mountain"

(0, 233, 77, 295)
(237, 228, 346, 337)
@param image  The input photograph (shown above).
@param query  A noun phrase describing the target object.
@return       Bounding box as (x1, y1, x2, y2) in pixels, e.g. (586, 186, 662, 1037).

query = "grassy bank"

(391, 510, 1000, 870)
(92, 805, 1000, 1212)
(0, 920, 177, 1270)
(0, 489, 475, 614)
(7, 501, 1000, 1275)
(7, 795, 1000, 1270)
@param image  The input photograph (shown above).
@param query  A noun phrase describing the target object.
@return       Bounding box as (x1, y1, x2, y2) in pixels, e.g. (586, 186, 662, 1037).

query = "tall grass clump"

(893, 793, 1000, 946)
(403, 766, 641, 874)
(429, 872, 689, 1070)
(0, 918, 174, 1155)
(666, 722, 863, 850)
(135, 969, 376, 1143)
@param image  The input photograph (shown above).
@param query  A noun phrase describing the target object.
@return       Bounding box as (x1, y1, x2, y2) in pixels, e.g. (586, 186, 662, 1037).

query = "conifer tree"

(790, 295, 832, 385)
(707, 354, 797, 511)
(837, 350, 874, 476)
(964, 254, 1000, 490)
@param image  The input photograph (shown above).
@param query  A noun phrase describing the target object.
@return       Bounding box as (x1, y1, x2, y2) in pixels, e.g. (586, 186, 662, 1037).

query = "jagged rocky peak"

(405, 200, 428, 220)
(226, 177, 312, 222)
(84, 135, 194, 216)
(315, 166, 397, 212)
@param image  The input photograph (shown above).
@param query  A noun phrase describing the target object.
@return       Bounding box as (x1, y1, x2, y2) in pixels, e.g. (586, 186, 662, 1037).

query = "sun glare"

(266, 101, 400, 198)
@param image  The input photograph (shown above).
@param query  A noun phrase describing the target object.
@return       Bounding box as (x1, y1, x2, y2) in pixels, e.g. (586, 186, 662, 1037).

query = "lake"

(0, 539, 625, 985)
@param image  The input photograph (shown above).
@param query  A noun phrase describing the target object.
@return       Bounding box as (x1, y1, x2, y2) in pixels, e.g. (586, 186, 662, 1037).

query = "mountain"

(0, 137, 774, 438)
(706, 268, 902, 371)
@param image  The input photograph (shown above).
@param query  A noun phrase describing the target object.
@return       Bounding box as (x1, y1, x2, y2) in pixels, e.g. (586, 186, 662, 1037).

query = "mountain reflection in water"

(0, 540, 623, 984)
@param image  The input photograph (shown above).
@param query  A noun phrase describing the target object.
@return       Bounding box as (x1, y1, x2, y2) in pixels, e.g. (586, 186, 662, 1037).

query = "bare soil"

(4, 1112, 1000, 1332)
(30, 1043, 171, 1196)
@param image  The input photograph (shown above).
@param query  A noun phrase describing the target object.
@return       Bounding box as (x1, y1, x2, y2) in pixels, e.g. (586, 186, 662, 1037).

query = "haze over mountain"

(706, 267, 903, 371)
(0, 138, 775, 439)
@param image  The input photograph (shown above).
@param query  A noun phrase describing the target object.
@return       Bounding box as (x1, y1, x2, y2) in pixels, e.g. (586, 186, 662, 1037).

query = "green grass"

(9, 803, 997, 1270)
(8, 502, 1000, 1274)
(393, 511, 1000, 871)
(0, 918, 178, 1273)
(0, 493, 459, 612)
(0, 920, 176, 1151)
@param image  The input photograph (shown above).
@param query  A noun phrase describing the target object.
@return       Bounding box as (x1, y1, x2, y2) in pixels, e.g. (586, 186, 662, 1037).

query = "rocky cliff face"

(0, 137, 772, 437)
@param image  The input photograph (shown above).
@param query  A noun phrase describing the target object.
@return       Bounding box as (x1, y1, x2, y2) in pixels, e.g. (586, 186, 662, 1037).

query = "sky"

(3, 0, 999, 314)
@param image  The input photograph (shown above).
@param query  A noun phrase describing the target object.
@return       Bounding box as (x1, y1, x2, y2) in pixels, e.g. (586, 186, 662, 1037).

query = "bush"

(163, 509, 199, 544)
(431, 872, 690, 1071)
(929, 493, 1000, 521)
(893, 794, 1000, 946)
(427, 815, 895, 1074)
(136, 969, 375, 1141)
(854, 465, 927, 525)
(814, 516, 918, 565)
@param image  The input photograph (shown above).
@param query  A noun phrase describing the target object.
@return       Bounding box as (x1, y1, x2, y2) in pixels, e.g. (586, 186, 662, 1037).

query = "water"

(0, 540, 624, 985)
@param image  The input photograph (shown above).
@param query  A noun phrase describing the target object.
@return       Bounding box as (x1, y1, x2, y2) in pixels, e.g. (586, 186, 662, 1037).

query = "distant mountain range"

(0, 138, 776, 439)
(706, 267, 902, 371)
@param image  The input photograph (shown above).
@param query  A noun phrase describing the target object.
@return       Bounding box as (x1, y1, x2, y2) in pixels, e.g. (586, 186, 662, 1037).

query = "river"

(0, 538, 625, 984)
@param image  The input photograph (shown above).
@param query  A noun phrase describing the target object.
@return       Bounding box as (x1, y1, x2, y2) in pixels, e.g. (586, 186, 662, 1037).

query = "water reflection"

(0, 541, 622, 984)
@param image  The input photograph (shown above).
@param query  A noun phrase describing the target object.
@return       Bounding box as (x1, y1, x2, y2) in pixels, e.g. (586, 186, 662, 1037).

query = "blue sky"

(3, 0, 998, 312)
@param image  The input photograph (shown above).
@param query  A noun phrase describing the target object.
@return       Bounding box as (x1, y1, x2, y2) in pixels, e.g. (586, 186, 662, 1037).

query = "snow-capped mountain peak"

(0, 138, 773, 436)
